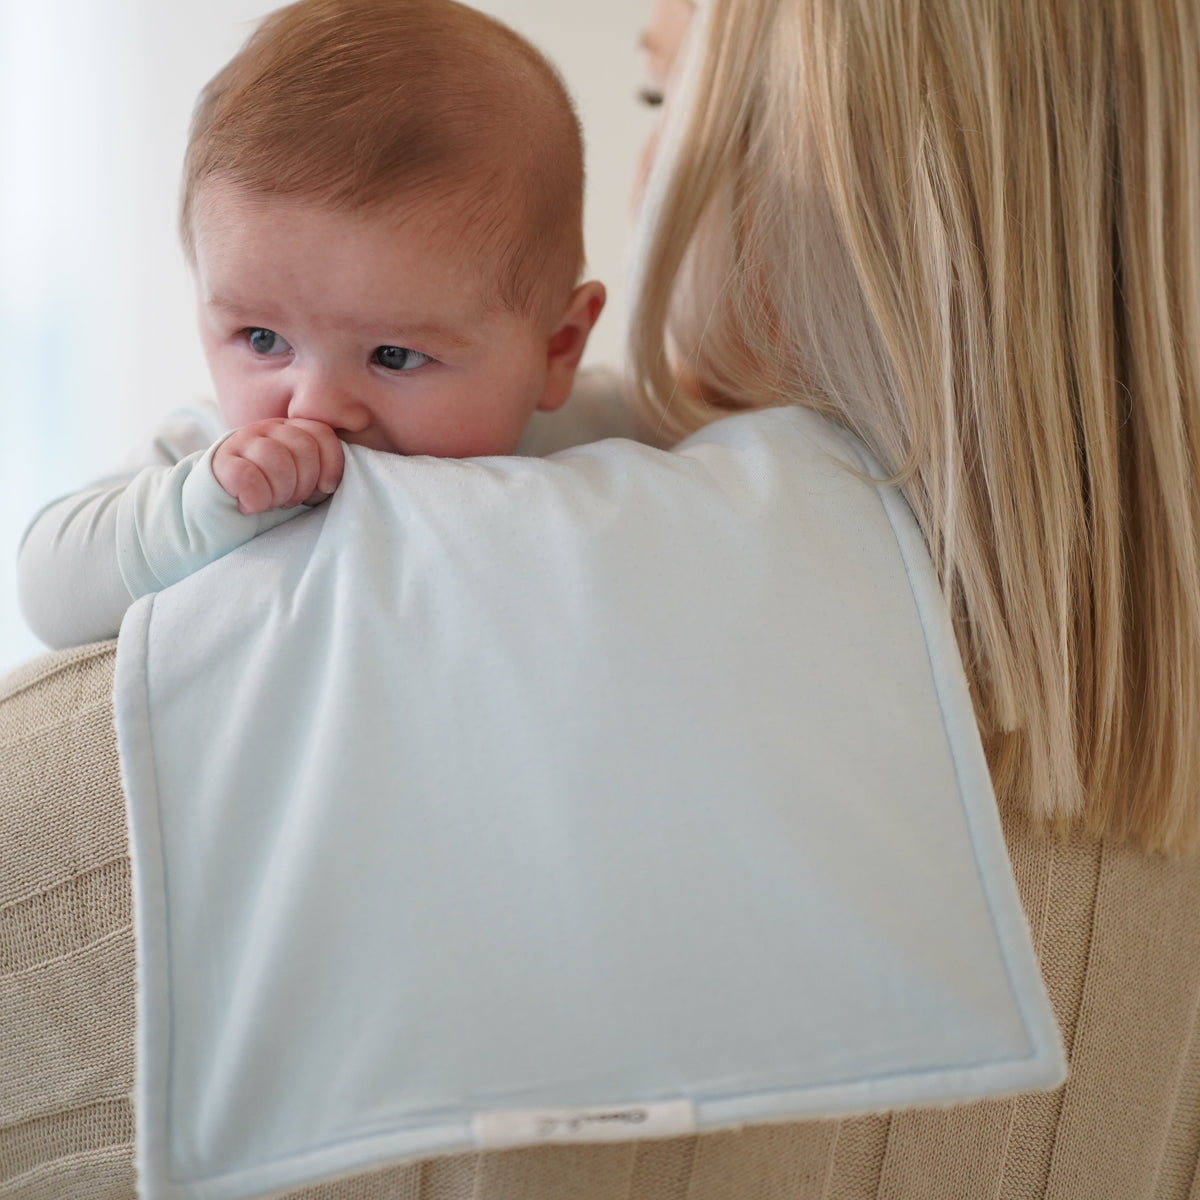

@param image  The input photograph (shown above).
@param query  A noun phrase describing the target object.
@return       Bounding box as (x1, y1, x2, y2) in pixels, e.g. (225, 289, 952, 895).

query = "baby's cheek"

(215, 374, 291, 430)
(402, 399, 527, 457)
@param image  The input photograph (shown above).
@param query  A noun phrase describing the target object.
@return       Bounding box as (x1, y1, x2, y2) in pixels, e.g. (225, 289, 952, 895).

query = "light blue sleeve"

(115, 442, 301, 598)
(17, 407, 301, 648)
(17, 481, 138, 648)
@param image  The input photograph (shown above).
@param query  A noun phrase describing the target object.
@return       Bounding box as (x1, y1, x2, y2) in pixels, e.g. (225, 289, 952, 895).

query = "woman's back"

(631, 0, 1200, 856)
(4, 642, 1200, 1199)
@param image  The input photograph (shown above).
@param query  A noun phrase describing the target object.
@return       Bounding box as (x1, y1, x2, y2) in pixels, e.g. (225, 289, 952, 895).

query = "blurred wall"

(0, 0, 658, 670)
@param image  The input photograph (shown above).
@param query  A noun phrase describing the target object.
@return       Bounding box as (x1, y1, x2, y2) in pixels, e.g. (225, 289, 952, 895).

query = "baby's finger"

(256, 422, 325, 507)
(287, 418, 345, 498)
(237, 434, 301, 510)
(214, 455, 276, 516)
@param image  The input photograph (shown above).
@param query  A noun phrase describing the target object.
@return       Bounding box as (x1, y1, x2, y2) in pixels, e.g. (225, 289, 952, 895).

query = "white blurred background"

(0, 0, 657, 672)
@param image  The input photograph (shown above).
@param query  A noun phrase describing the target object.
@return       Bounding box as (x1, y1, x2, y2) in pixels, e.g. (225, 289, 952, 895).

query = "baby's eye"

(373, 346, 432, 372)
(246, 328, 291, 356)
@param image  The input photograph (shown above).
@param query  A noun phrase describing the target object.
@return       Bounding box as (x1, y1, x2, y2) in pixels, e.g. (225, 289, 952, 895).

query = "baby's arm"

(18, 413, 342, 648)
(19, 407, 216, 647)
(17, 482, 142, 647)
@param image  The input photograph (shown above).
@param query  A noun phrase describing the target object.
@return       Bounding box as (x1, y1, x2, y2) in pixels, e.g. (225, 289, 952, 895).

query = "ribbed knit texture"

(4, 644, 1200, 1199)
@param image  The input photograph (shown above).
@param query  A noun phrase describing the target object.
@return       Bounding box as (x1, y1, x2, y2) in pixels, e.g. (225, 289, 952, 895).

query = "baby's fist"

(212, 418, 345, 516)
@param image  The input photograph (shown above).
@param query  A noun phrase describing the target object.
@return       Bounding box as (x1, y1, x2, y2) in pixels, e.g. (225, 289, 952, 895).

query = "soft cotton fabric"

(114, 406, 1063, 1200)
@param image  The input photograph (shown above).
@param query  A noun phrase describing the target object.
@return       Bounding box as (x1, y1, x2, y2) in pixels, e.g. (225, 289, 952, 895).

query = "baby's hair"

(181, 0, 585, 324)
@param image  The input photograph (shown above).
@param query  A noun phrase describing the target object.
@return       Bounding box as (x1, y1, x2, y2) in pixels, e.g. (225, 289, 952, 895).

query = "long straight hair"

(632, 0, 1200, 853)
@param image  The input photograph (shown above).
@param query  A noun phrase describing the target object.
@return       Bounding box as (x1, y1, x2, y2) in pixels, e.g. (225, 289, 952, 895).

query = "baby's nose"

(287, 378, 371, 434)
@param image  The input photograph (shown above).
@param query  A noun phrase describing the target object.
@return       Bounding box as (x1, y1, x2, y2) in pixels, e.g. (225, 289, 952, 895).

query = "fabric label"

(472, 1099, 697, 1148)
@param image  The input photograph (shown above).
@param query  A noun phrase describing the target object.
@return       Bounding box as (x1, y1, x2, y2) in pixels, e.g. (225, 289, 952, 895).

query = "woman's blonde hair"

(632, 0, 1200, 853)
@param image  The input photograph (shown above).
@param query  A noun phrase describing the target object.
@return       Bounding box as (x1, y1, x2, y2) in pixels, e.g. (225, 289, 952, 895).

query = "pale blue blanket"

(116, 407, 1064, 1200)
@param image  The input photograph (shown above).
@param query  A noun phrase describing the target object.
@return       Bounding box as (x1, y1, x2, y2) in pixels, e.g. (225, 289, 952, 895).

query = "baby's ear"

(538, 281, 607, 412)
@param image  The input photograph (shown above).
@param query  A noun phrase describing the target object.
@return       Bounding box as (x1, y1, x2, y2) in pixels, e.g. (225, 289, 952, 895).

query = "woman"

(3, 0, 1199, 1196)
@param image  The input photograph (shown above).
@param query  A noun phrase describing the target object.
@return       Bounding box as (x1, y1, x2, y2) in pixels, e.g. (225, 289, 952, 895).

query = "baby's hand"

(212, 418, 345, 516)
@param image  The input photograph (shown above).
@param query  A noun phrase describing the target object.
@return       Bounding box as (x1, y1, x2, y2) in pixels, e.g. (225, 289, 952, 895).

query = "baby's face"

(192, 182, 560, 457)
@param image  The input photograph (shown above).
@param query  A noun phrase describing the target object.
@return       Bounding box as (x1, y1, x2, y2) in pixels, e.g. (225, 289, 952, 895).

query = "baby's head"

(182, 0, 604, 457)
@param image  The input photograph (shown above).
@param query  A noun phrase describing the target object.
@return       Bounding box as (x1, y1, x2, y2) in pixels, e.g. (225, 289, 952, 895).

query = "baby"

(18, 0, 606, 648)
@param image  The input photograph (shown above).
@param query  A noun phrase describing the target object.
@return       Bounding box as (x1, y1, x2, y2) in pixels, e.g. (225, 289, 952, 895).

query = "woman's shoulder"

(516, 368, 652, 456)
